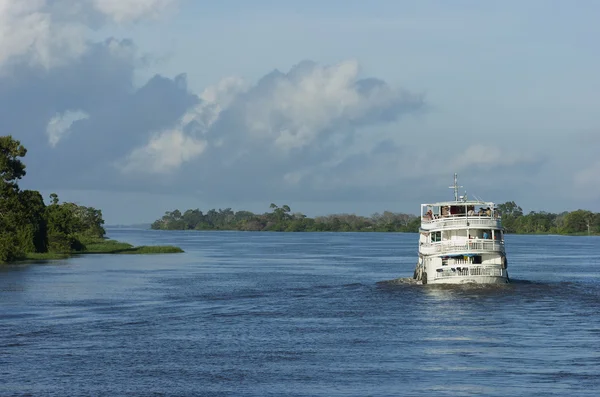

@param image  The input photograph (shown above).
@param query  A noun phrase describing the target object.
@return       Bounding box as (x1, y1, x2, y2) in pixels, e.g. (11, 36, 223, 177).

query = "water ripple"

(0, 231, 599, 396)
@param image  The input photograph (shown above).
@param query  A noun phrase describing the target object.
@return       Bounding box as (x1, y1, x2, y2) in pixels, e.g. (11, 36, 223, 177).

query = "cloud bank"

(118, 60, 424, 181)
(0, 0, 175, 71)
(3, 0, 581, 216)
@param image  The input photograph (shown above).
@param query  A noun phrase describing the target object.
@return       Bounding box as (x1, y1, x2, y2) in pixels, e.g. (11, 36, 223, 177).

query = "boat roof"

(421, 200, 495, 207)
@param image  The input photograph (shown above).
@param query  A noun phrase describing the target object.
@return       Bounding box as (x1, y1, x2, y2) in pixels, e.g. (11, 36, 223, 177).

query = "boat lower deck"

(414, 261, 509, 284)
(429, 266, 509, 284)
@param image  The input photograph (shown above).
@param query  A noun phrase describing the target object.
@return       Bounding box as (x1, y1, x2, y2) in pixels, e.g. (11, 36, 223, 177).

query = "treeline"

(152, 201, 600, 235)
(0, 136, 106, 263)
(497, 201, 600, 235)
(151, 203, 421, 232)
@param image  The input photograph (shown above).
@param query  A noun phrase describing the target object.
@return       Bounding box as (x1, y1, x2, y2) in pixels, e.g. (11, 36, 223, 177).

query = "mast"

(449, 173, 462, 201)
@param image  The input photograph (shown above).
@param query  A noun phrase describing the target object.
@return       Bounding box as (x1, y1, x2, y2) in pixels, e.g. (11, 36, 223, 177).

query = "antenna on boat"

(449, 173, 462, 201)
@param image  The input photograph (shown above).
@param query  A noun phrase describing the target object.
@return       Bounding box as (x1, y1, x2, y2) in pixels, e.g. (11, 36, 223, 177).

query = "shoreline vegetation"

(151, 202, 600, 236)
(21, 238, 184, 262)
(0, 136, 183, 265)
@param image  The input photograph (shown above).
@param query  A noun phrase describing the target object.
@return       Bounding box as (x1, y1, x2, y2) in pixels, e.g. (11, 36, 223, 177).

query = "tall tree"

(0, 136, 47, 260)
(497, 201, 523, 217)
(0, 135, 27, 189)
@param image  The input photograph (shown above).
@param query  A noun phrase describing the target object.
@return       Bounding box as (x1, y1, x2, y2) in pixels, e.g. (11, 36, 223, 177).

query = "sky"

(2, 0, 599, 224)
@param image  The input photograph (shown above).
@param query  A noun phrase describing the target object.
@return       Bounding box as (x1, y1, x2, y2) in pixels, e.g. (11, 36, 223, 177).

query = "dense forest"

(496, 201, 600, 235)
(151, 204, 421, 232)
(0, 136, 106, 263)
(152, 202, 600, 235)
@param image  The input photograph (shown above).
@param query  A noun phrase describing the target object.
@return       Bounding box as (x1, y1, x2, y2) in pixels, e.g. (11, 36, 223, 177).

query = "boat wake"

(378, 277, 534, 287)
(375, 277, 539, 289)
(376, 277, 422, 286)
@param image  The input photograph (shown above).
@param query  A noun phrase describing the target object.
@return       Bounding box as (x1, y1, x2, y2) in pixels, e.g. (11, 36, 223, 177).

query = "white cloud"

(119, 129, 206, 174)
(0, 0, 87, 69)
(118, 76, 246, 174)
(241, 60, 420, 151)
(46, 109, 89, 147)
(0, 0, 176, 70)
(91, 0, 176, 23)
(180, 76, 247, 130)
(244, 60, 362, 148)
(117, 59, 424, 176)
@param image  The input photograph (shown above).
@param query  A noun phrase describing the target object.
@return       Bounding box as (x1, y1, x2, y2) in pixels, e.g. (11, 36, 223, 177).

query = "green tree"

(0, 136, 46, 261)
(497, 201, 523, 217)
(269, 203, 291, 222)
(0, 135, 27, 188)
(497, 201, 523, 233)
(562, 210, 595, 234)
(44, 195, 106, 252)
(14, 190, 48, 253)
(0, 136, 110, 262)
(45, 199, 81, 252)
(182, 209, 204, 229)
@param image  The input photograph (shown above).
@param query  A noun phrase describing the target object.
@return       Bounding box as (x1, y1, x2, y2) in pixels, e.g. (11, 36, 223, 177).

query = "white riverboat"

(413, 174, 509, 285)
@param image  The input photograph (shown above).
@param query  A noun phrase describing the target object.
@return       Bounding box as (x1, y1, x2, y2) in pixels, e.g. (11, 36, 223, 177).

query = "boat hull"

(414, 260, 509, 285)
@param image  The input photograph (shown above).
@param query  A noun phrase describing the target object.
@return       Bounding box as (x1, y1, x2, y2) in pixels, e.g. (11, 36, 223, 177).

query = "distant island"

(151, 202, 600, 236)
(0, 136, 183, 264)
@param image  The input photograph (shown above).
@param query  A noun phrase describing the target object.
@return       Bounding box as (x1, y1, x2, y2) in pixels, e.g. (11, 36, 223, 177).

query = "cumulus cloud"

(120, 129, 206, 174)
(118, 59, 424, 178)
(1, 36, 198, 191)
(117, 75, 246, 174)
(238, 60, 421, 151)
(45, 109, 89, 147)
(0, 0, 175, 70)
(91, 0, 176, 23)
(0, 0, 86, 69)
(181, 76, 247, 131)
(1, 0, 426, 205)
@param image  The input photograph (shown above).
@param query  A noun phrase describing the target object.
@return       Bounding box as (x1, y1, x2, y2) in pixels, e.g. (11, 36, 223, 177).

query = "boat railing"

(420, 240, 504, 255)
(421, 215, 502, 229)
(434, 267, 505, 279)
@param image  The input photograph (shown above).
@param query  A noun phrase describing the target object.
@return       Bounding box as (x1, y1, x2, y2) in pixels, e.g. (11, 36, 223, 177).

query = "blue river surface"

(1, 229, 600, 396)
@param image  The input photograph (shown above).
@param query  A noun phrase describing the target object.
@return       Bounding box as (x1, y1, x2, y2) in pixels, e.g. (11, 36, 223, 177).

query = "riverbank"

(78, 237, 184, 254)
(13, 238, 183, 263)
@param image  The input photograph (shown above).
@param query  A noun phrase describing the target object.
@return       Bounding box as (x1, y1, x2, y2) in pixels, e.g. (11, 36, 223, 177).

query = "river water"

(1, 229, 599, 396)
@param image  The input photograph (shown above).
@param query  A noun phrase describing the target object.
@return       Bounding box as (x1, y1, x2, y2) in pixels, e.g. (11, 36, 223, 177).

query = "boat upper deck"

(421, 200, 502, 230)
(419, 238, 505, 255)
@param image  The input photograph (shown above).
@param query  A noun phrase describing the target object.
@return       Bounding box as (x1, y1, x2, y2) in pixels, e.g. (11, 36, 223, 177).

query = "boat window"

(473, 255, 482, 264)
(450, 205, 466, 216)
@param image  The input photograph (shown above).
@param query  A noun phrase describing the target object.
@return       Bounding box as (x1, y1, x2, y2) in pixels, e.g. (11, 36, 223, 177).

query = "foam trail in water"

(377, 278, 421, 286)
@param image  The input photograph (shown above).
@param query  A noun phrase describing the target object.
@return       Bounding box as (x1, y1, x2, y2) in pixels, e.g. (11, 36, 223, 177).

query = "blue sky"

(2, 0, 599, 224)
